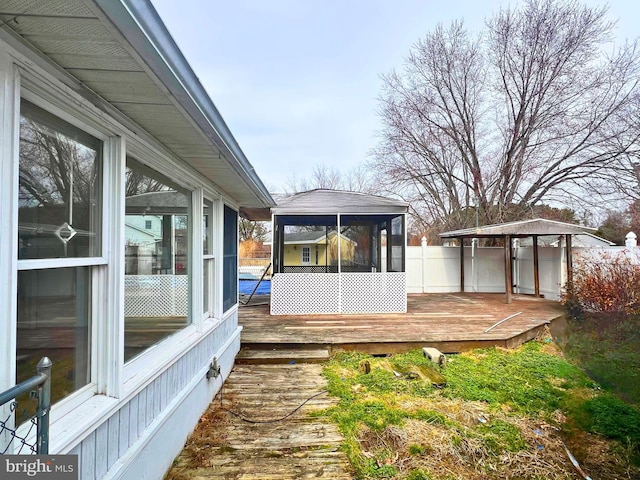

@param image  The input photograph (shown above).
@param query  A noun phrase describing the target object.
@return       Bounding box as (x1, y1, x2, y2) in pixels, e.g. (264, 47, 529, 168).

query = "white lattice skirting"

(270, 272, 406, 315)
(125, 275, 188, 317)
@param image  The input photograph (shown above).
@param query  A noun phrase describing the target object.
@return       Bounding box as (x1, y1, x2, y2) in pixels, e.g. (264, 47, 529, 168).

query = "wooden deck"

(164, 364, 352, 479)
(238, 293, 564, 358)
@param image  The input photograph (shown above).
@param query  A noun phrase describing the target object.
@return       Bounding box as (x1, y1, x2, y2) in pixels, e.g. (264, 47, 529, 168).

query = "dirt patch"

(356, 401, 585, 480)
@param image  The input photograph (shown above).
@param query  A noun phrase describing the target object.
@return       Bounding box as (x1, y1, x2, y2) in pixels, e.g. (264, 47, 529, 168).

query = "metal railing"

(0, 357, 52, 455)
(281, 265, 339, 273)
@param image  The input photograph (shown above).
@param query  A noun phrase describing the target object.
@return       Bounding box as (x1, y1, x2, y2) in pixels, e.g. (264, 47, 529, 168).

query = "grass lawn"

(320, 333, 640, 479)
(560, 314, 640, 406)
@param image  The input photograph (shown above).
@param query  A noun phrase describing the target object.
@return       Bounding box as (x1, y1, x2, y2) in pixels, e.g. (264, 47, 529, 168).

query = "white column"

(101, 136, 125, 398)
(0, 52, 19, 453)
(0, 53, 19, 395)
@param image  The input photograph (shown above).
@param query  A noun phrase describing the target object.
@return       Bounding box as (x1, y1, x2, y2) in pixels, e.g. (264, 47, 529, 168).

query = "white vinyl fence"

(404, 243, 637, 301)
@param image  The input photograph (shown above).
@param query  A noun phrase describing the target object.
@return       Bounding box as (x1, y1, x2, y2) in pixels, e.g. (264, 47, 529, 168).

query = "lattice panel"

(271, 273, 340, 315)
(124, 275, 188, 317)
(341, 273, 407, 313)
(282, 266, 338, 273)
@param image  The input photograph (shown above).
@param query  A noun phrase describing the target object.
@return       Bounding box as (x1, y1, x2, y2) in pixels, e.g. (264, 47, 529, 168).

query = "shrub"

(562, 251, 640, 317)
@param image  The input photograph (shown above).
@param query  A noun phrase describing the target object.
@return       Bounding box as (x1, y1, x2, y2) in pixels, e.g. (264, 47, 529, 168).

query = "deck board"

(164, 364, 352, 480)
(239, 293, 564, 354)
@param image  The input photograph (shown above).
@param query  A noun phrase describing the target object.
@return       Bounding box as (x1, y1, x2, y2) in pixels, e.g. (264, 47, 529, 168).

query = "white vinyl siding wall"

(0, 35, 243, 479)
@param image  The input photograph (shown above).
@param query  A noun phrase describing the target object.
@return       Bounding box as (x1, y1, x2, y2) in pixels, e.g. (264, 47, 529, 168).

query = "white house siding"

(67, 312, 240, 480)
(0, 3, 270, 477)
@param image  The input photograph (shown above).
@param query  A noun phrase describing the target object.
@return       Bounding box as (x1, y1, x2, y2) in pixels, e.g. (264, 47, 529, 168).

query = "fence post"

(421, 237, 427, 293)
(626, 232, 637, 248)
(36, 357, 52, 454)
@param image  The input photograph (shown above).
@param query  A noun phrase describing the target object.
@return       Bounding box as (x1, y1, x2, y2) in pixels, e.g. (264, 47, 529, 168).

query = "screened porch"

(268, 190, 408, 315)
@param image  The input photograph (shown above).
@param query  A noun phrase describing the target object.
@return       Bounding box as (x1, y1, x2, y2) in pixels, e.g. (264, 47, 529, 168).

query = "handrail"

(0, 357, 52, 454)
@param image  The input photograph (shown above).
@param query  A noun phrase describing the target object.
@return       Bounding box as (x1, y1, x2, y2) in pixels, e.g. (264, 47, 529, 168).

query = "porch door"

(301, 246, 311, 266)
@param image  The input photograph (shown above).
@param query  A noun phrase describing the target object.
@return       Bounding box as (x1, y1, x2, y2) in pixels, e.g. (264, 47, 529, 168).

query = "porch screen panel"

(223, 205, 238, 312)
(389, 215, 405, 272)
(274, 215, 337, 274)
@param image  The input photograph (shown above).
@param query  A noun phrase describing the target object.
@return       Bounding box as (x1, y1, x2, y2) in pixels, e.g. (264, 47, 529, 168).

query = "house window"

(145, 219, 152, 229)
(223, 205, 237, 312)
(124, 158, 191, 362)
(16, 99, 102, 410)
(302, 246, 310, 264)
(203, 199, 215, 316)
(18, 100, 102, 259)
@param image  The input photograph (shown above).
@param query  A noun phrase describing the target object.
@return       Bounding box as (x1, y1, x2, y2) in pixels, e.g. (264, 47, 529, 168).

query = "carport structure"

(440, 218, 596, 303)
(268, 189, 409, 315)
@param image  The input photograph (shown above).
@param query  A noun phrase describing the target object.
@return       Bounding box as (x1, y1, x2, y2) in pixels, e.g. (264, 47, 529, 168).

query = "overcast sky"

(150, 0, 640, 193)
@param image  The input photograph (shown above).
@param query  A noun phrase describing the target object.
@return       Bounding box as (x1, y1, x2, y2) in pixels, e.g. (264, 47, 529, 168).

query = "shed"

(440, 218, 597, 303)
(269, 189, 409, 314)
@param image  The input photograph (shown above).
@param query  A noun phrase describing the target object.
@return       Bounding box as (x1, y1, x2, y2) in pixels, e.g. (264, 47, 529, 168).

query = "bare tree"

(284, 164, 377, 194)
(373, 0, 640, 233)
(239, 218, 269, 242)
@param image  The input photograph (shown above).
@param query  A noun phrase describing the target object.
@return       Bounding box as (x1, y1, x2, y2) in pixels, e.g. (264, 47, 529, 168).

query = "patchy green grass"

(320, 340, 640, 479)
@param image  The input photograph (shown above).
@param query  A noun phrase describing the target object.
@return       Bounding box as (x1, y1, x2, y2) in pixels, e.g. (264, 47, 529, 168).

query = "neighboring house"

(268, 230, 356, 268)
(0, 2, 273, 480)
(517, 232, 615, 248)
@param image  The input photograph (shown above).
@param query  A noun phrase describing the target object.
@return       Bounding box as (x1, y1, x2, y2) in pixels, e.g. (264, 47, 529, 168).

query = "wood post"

(459, 239, 465, 292)
(565, 234, 573, 286)
(532, 235, 540, 297)
(504, 235, 512, 304)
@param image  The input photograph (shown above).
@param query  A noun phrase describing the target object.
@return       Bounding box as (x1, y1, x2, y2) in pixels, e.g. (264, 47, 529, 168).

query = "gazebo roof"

(440, 218, 596, 238)
(271, 189, 409, 215)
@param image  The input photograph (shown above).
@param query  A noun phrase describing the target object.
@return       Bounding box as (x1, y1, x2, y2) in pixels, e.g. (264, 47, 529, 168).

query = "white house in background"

(518, 232, 615, 248)
(0, 1, 274, 479)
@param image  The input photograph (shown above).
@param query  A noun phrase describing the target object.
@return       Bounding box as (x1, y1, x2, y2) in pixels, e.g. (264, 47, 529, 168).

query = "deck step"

(236, 347, 330, 364)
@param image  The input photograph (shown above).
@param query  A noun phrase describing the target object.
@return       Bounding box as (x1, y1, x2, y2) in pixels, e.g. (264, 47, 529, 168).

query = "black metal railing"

(282, 265, 339, 273)
(0, 357, 52, 455)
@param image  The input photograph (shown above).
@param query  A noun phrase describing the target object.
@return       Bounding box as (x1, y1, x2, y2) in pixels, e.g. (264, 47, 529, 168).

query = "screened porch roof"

(0, 0, 273, 210)
(271, 189, 409, 216)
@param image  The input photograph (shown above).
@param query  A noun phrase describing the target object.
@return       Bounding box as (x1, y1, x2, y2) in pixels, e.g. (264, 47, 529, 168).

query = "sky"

(150, 0, 640, 193)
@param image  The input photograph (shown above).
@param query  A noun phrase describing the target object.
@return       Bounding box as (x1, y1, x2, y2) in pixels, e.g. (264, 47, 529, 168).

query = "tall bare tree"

(284, 164, 376, 194)
(373, 0, 640, 233)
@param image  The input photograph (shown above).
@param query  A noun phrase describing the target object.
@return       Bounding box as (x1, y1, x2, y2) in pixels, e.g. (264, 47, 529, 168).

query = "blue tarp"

(239, 279, 271, 295)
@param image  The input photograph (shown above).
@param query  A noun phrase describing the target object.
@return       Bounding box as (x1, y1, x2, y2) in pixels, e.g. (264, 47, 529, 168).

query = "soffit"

(0, 0, 273, 208)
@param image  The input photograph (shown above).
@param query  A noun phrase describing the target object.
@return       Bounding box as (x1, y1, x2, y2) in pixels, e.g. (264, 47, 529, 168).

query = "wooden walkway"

(238, 293, 564, 360)
(164, 364, 352, 479)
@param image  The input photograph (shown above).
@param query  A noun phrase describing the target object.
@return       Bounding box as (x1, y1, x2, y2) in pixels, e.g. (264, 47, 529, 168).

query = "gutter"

(92, 0, 274, 208)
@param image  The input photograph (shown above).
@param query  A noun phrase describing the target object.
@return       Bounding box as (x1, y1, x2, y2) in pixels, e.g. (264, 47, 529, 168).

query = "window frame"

(15, 94, 110, 409)
(203, 198, 216, 320)
(301, 246, 311, 265)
